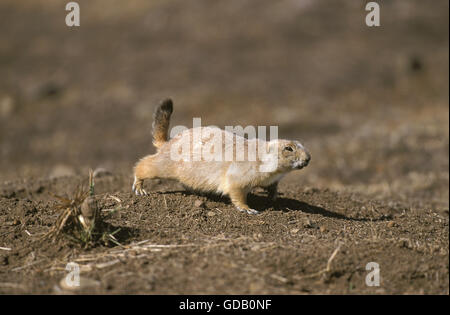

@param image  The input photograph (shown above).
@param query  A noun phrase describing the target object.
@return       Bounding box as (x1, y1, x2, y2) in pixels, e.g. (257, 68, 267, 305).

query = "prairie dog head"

(267, 139, 311, 171)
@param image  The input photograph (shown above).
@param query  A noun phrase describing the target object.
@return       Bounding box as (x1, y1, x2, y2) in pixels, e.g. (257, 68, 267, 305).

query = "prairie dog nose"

(305, 152, 311, 163)
(301, 150, 311, 164)
(298, 153, 310, 169)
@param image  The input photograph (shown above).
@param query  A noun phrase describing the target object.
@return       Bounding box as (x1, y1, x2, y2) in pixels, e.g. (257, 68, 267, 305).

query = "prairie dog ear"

(295, 140, 306, 150)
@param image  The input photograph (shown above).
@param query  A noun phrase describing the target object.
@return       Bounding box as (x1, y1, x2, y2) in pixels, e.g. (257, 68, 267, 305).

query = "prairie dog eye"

(284, 146, 293, 152)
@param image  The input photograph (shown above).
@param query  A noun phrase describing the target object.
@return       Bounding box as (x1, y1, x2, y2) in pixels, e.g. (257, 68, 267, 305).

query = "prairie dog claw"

(132, 176, 147, 196)
(237, 207, 260, 215)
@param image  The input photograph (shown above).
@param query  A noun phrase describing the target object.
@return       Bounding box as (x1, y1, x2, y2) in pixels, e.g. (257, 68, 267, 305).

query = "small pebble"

(194, 200, 205, 208)
(303, 219, 313, 228)
(399, 238, 413, 249)
(387, 221, 396, 228)
(81, 196, 98, 219)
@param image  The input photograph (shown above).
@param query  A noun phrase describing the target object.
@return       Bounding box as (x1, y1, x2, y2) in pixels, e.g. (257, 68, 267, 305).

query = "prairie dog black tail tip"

(159, 98, 173, 114)
(152, 98, 173, 149)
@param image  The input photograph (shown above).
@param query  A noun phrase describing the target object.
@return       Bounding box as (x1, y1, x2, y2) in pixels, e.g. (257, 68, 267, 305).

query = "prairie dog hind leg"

(133, 155, 161, 195)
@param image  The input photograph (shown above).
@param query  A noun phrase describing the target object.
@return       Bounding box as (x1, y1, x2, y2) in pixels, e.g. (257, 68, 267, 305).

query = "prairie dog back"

(133, 99, 311, 214)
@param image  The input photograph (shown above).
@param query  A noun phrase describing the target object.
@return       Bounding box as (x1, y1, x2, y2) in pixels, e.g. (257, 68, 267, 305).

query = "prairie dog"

(133, 99, 311, 214)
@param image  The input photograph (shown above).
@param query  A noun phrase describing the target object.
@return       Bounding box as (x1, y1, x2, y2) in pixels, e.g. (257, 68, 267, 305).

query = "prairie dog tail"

(152, 98, 173, 149)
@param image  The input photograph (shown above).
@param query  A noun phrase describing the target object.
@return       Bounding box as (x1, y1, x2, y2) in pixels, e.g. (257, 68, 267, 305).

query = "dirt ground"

(0, 0, 448, 294)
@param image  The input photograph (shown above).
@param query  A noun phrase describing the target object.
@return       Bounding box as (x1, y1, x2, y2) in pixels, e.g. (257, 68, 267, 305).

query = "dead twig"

(294, 243, 342, 280)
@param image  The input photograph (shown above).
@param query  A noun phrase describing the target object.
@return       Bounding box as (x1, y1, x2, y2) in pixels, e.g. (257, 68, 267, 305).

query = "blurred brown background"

(0, 0, 448, 210)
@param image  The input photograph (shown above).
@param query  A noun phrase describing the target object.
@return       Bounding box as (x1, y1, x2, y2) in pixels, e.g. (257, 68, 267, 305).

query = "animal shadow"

(249, 193, 391, 222)
(159, 190, 390, 222)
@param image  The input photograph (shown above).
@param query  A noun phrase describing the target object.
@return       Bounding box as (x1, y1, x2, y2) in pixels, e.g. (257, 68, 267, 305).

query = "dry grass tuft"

(43, 170, 123, 248)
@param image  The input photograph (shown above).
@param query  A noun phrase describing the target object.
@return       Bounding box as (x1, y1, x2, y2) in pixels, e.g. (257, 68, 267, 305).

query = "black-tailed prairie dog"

(133, 99, 311, 214)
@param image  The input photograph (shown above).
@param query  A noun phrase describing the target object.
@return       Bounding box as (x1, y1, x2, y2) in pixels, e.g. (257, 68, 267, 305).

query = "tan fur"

(133, 99, 311, 214)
